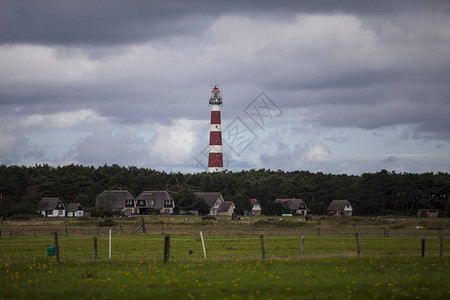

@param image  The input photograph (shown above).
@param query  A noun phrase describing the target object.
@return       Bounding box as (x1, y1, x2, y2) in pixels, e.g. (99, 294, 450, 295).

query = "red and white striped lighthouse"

(208, 86, 224, 173)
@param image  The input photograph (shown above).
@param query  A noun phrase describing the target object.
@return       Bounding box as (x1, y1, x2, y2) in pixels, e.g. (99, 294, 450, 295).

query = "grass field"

(1, 217, 449, 299)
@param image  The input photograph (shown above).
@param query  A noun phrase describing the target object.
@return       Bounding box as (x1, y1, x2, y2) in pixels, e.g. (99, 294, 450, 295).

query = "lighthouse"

(208, 86, 224, 173)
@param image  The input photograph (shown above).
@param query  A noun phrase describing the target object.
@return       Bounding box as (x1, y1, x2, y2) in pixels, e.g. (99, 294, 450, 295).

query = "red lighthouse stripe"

(210, 111, 221, 124)
(208, 153, 223, 167)
(209, 131, 222, 145)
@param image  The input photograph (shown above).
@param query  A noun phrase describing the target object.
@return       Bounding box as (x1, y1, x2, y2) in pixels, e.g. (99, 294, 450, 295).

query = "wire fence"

(0, 223, 448, 238)
(0, 230, 447, 262)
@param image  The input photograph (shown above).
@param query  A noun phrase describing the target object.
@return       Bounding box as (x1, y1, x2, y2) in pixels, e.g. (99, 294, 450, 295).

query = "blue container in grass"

(47, 246, 56, 256)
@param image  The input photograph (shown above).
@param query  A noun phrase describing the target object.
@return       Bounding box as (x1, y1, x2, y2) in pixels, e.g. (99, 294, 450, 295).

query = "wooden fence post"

(317, 227, 320, 236)
(93, 236, 98, 260)
(120, 225, 123, 235)
(65, 227, 68, 237)
(355, 233, 360, 257)
(440, 236, 443, 257)
(421, 239, 425, 257)
(142, 217, 146, 234)
(164, 235, 170, 263)
(9, 228, 12, 237)
(301, 236, 305, 257)
(0, 229, 2, 237)
(53, 231, 59, 261)
(260, 235, 265, 260)
(109, 229, 112, 259)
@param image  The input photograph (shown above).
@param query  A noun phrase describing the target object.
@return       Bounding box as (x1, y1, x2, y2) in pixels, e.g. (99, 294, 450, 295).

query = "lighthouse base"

(208, 167, 224, 173)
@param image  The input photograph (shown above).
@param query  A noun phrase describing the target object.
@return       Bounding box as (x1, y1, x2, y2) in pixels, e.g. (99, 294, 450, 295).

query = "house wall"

(45, 209, 65, 217)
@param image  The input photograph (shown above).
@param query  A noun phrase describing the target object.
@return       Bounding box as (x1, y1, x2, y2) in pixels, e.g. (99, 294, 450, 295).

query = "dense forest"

(0, 164, 449, 218)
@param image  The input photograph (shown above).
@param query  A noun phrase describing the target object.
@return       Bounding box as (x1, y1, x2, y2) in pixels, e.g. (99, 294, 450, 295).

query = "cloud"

(1, 1, 449, 173)
(302, 144, 330, 162)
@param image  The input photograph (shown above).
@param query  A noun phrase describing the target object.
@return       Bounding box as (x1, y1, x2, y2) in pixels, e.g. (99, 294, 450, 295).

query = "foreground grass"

(0, 256, 448, 299)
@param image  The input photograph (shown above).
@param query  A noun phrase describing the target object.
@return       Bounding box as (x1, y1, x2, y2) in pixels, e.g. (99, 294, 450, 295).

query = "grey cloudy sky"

(1, 0, 449, 174)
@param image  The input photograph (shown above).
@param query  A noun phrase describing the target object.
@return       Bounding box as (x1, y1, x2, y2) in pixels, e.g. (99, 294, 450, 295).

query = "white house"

(328, 200, 353, 217)
(37, 197, 66, 217)
(194, 192, 235, 216)
(275, 198, 308, 216)
(250, 199, 262, 216)
(66, 203, 84, 217)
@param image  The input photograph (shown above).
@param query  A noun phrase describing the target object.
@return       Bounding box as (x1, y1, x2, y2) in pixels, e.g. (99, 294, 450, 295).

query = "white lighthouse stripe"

(208, 167, 224, 172)
(210, 124, 221, 131)
(210, 105, 221, 111)
(209, 145, 222, 153)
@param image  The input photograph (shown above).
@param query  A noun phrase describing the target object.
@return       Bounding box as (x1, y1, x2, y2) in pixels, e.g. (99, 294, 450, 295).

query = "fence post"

(120, 225, 123, 235)
(440, 236, 443, 257)
(421, 239, 425, 257)
(93, 236, 98, 260)
(0, 229, 2, 237)
(65, 227, 68, 237)
(161, 223, 164, 234)
(317, 227, 320, 236)
(164, 235, 170, 263)
(301, 236, 305, 257)
(10, 228, 12, 237)
(53, 231, 59, 261)
(200, 231, 207, 259)
(109, 229, 112, 259)
(355, 233, 360, 257)
(260, 235, 265, 260)
(142, 217, 146, 234)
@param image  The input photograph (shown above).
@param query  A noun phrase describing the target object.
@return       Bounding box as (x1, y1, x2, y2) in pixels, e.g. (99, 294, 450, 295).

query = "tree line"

(0, 164, 449, 218)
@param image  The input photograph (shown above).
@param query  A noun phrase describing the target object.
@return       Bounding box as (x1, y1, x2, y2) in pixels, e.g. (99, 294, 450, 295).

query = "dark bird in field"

(188, 250, 193, 255)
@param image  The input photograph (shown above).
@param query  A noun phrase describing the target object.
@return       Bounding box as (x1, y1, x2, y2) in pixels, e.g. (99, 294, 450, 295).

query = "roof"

(218, 201, 234, 212)
(95, 190, 135, 210)
(66, 203, 83, 212)
(328, 200, 351, 211)
(250, 199, 260, 206)
(194, 192, 223, 208)
(275, 199, 306, 211)
(135, 191, 174, 209)
(37, 197, 64, 211)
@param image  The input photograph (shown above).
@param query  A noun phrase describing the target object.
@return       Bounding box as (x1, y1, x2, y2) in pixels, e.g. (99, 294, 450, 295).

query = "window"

(58, 210, 64, 216)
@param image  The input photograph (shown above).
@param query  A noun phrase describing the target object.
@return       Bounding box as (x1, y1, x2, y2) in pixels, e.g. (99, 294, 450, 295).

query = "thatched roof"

(327, 200, 351, 211)
(250, 199, 260, 206)
(218, 201, 234, 212)
(37, 197, 65, 211)
(275, 198, 307, 211)
(194, 192, 223, 208)
(95, 190, 134, 210)
(135, 191, 174, 209)
(66, 203, 83, 212)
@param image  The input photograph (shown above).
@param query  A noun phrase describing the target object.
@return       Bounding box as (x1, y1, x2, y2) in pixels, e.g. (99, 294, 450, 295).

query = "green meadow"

(1, 233, 449, 299)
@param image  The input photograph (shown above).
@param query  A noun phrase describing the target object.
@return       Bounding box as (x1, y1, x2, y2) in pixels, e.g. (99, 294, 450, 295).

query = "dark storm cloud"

(2, 0, 447, 46)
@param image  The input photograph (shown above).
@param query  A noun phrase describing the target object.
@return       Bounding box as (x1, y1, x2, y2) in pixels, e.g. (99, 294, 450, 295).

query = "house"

(194, 192, 235, 216)
(417, 209, 438, 218)
(249, 199, 262, 216)
(135, 191, 175, 215)
(217, 201, 235, 216)
(66, 203, 84, 217)
(328, 200, 353, 216)
(37, 197, 66, 217)
(275, 198, 308, 216)
(95, 190, 136, 216)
